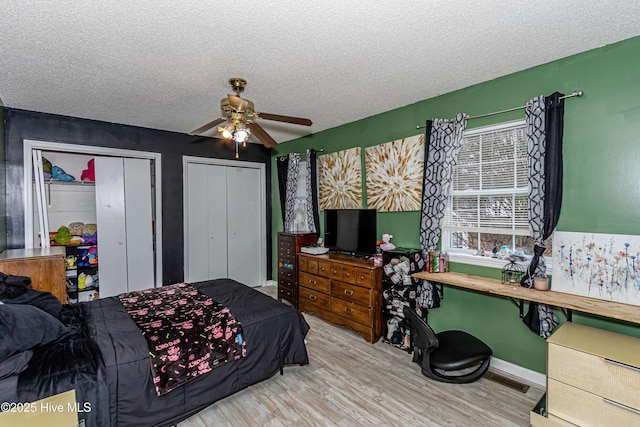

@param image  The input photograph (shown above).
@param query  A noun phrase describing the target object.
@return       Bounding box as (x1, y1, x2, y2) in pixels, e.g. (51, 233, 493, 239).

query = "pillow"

(0, 304, 71, 363)
(0, 350, 33, 379)
(1, 288, 63, 318)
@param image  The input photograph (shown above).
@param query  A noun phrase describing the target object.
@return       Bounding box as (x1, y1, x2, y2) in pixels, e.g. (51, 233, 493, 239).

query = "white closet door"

(207, 166, 228, 280)
(185, 163, 227, 282)
(95, 157, 128, 297)
(95, 157, 154, 296)
(226, 166, 263, 287)
(123, 158, 155, 291)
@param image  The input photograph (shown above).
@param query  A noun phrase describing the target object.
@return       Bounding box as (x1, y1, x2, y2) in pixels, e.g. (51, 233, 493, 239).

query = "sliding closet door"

(185, 163, 228, 282)
(95, 157, 155, 296)
(227, 166, 263, 286)
(95, 157, 128, 296)
(123, 158, 154, 291)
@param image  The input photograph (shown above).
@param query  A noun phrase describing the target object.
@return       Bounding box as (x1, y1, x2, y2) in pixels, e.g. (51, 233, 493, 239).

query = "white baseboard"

(490, 357, 546, 387)
(265, 279, 277, 287)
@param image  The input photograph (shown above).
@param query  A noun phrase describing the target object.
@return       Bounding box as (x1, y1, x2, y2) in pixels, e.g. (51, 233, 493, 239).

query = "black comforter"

(16, 279, 310, 426)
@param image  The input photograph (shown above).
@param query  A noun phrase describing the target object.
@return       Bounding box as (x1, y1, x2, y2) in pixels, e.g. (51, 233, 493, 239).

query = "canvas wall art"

(318, 147, 362, 209)
(365, 134, 425, 212)
(552, 231, 640, 306)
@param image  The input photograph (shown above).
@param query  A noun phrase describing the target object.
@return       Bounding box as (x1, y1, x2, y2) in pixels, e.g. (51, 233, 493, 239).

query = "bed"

(0, 278, 310, 426)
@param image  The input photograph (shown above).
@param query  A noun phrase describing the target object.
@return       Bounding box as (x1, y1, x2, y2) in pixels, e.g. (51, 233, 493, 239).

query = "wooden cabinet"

(0, 247, 66, 303)
(277, 232, 317, 307)
(298, 252, 383, 343)
(546, 322, 640, 426)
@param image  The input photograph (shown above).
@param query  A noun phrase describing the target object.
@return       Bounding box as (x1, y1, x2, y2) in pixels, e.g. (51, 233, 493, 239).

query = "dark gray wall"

(5, 108, 272, 284)
(0, 105, 6, 252)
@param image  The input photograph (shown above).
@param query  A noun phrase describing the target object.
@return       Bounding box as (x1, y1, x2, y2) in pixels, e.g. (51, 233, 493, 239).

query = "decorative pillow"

(0, 304, 71, 363)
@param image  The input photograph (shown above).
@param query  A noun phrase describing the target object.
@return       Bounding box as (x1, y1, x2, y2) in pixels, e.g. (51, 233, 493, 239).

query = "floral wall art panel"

(365, 134, 424, 212)
(552, 231, 640, 306)
(319, 147, 362, 209)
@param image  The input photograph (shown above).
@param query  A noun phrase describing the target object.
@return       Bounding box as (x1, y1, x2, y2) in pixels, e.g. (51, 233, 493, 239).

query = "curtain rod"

(415, 90, 583, 129)
(277, 148, 324, 161)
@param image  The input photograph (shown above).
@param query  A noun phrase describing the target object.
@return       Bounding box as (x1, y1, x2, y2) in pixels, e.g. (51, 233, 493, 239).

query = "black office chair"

(403, 306, 492, 384)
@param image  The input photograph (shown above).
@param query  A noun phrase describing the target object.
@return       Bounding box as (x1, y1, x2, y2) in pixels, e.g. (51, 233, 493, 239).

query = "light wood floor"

(179, 286, 543, 426)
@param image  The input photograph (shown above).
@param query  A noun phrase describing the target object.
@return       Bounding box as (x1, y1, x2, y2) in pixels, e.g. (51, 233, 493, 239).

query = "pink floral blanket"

(118, 283, 246, 396)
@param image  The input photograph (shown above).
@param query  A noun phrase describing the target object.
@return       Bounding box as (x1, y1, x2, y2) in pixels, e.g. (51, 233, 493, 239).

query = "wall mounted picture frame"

(365, 134, 424, 212)
(552, 231, 640, 307)
(318, 147, 362, 209)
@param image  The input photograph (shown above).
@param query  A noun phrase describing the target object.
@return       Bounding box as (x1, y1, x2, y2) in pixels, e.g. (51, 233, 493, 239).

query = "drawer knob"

(345, 273, 350, 277)
(360, 275, 365, 280)
(344, 290, 353, 296)
(310, 279, 317, 285)
(344, 307, 353, 313)
(309, 295, 317, 301)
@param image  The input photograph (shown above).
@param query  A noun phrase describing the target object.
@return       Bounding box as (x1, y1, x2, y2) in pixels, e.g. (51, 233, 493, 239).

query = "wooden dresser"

(298, 252, 383, 343)
(545, 322, 640, 426)
(0, 247, 67, 303)
(277, 232, 317, 308)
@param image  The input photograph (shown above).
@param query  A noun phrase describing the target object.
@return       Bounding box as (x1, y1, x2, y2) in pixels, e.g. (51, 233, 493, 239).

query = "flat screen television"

(324, 209, 377, 256)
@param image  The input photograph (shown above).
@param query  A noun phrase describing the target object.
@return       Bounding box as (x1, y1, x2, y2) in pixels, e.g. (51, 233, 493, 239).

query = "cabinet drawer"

(548, 378, 640, 427)
(355, 268, 374, 288)
(318, 260, 331, 278)
(331, 298, 371, 325)
(298, 272, 330, 293)
(299, 287, 331, 311)
(340, 265, 356, 284)
(278, 267, 295, 282)
(299, 256, 308, 272)
(549, 343, 640, 410)
(278, 277, 293, 290)
(278, 286, 294, 300)
(332, 280, 372, 306)
(307, 259, 319, 275)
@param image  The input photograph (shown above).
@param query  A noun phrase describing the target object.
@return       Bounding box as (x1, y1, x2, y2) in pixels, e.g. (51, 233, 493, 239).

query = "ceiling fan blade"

(190, 117, 227, 135)
(227, 94, 249, 112)
(258, 112, 312, 126)
(247, 122, 277, 148)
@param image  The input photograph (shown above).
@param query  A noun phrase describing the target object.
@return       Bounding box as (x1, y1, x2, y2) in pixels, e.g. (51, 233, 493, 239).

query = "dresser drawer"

(307, 258, 319, 275)
(299, 287, 331, 311)
(331, 298, 371, 325)
(278, 286, 294, 300)
(298, 272, 330, 293)
(548, 378, 640, 427)
(549, 343, 640, 410)
(298, 256, 308, 272)
(332, 280, 372, 306)
(355, 268, 374, 288)
(278, 276, 293, 290)
(317, 260, 331, 278)
(278, 267, 295, 282)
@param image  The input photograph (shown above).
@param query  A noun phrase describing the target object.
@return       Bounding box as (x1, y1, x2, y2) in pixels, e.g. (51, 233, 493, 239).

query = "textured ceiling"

(1, 1, 639, 144)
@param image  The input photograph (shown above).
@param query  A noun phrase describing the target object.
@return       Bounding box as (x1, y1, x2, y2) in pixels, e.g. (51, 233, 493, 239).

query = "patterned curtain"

(521, 92, 565, 338)
(418, 113, 468, 309)
(277, 156, 290, 223)
(305, 149, 320, 235)
(283, 153, 300, 232)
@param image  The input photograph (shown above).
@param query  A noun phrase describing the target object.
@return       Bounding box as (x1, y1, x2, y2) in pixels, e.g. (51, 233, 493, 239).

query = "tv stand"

(298, 252, 382, 343)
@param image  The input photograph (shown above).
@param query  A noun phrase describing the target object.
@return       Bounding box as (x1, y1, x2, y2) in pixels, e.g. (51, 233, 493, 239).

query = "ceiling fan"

(190, 78, 312, 157)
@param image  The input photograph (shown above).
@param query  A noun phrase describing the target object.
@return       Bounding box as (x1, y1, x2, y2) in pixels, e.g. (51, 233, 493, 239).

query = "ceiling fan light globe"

(233, 129, 249, 143)
(220, 128, 233, 139)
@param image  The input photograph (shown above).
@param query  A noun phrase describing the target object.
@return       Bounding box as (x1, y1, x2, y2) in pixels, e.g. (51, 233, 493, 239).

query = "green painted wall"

(271, 36, 640, 373)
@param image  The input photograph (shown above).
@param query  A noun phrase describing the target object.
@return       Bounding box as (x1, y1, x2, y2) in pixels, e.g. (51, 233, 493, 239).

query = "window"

(442, 120, 551, 270)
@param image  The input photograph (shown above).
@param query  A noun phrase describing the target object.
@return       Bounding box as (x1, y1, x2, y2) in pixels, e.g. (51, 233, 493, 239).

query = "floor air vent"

(484, 371, 530, 393)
